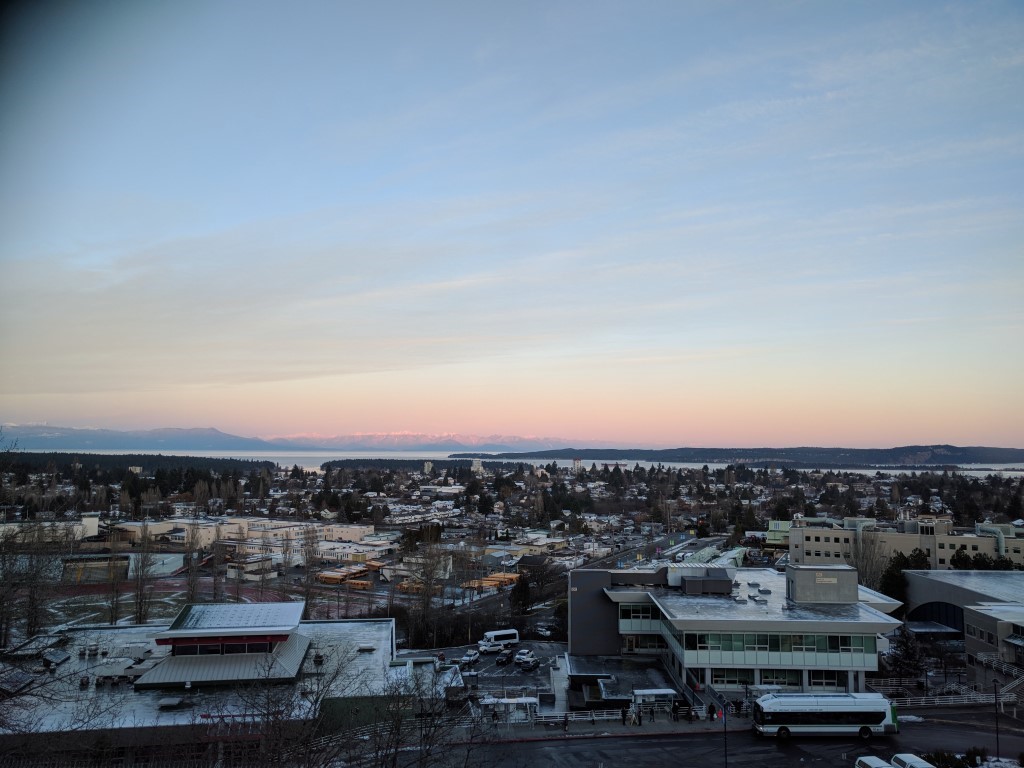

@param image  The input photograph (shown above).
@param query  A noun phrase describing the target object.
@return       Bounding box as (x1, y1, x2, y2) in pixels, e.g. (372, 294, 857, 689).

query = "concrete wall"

(567, 570, 621, 656)
(786, 564, 859, 603)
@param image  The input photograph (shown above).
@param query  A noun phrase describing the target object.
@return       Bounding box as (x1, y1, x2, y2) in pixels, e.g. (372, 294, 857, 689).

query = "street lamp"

(723, 701, 728, 768)
(994, 680, 1000, 760)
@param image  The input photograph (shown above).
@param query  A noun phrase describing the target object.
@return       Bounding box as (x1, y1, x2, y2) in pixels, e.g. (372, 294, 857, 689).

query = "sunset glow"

(1, 2, 1021, 448)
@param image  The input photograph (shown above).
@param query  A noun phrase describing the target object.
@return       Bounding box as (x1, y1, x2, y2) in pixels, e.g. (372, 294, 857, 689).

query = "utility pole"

(994, 679, 1001, 760)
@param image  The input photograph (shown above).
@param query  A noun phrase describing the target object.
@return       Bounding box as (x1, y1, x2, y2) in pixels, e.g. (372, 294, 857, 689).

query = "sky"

(1, 1, 1022, 449)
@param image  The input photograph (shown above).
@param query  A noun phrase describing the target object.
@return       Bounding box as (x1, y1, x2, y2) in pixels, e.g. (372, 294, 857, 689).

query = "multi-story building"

(904, 569, 1024, 690)
(568, 563, 900, 699)
(789, 517, 1023, 570)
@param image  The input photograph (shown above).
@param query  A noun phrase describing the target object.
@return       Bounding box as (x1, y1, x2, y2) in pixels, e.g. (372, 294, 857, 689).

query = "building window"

(761, 669, 801, 686)
(711, 668, 755, 686)
(939, 558, 945, 565)
(972, 545, 979, 551)
(619, 604, 654, 620)
(809, 669, 842, 687)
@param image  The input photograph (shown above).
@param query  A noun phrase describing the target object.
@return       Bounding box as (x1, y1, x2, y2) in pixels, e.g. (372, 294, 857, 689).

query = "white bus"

(478, 629, 519, 651)
(752, 693, 897, 740)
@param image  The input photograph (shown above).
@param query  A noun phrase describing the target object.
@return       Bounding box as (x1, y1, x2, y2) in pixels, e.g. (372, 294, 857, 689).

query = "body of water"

(20, 448, 1024, 477)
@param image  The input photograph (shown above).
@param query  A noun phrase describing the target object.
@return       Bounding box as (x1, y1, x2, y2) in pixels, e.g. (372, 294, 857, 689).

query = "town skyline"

(2, 2, 1022, 448)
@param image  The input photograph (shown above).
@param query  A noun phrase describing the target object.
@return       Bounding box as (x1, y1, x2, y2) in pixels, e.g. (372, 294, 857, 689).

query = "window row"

(682, 632, 877, 654)
(707, 668, 844, 687)
(619, 604, 656, 620)
(173, 641, 272, 656)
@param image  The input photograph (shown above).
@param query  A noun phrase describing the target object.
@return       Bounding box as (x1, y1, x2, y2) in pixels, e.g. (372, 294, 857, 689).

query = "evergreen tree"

(950, 548, 973, 569)
(509, 576, 532, 616)
(878, 551, 910, 616)
(886, 627, 925, 678)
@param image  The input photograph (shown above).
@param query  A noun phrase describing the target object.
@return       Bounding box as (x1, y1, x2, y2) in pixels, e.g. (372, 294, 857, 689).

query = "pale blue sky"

(1, 1, 1022, 447)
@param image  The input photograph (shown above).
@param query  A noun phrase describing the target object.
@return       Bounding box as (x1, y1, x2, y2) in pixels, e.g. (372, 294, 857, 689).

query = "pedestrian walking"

(671, 701, 679, 722)
(686, 705, 694, 723)
(621, 706, 628, 726)
(637, 708, 642, 726)
(563, 713, 569, 733)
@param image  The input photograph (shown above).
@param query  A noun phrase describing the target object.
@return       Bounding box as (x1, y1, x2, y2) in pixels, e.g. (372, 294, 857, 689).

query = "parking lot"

(399, 640, 566, 694)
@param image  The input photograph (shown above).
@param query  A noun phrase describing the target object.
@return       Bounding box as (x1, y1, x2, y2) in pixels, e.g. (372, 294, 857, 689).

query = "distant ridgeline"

(319, 458, 529, 472)
(7, 452, 276, 474)
(448, 444, 1024, 469)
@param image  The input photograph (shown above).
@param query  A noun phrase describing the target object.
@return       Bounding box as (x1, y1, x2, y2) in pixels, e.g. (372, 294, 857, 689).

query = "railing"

(867, 677, 922, 688)
(534, 709, 622, 725)
(891, 692, 1017, 707)
(977, 652, 1024, 679)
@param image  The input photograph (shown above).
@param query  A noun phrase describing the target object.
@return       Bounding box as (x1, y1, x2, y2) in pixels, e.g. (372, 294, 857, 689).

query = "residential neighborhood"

(1, 451, 1022, 765)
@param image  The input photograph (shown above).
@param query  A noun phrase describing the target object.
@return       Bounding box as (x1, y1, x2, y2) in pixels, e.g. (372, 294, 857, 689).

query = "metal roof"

(157, 602, 304, 639)
(134, 633, 311, 688)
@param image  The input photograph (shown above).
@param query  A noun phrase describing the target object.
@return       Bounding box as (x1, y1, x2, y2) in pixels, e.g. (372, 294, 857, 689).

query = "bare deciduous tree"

(132, 522, 156, 624)
(846, 527, 886, 590)
(184, 524, 202, 603)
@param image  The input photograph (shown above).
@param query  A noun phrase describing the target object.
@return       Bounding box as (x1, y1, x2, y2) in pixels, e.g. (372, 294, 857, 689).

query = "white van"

(854, 758, 891, 768)
(890, 755, 936, 768)
(478, 629, 519, 651)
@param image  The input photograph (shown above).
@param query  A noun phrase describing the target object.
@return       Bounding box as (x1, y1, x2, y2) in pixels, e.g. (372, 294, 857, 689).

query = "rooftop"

(906, 570, 1024, 605)
(158, 601, 304, 639)
(5, 617, 396, 736)
(606, 568, 901, 629)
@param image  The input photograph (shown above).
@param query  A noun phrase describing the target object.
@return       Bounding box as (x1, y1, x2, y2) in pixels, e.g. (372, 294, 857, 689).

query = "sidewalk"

(494, 710, 751, 742)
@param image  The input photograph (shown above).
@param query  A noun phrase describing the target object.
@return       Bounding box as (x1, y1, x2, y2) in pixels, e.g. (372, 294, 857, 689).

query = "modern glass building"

(568, 563, 901, 696)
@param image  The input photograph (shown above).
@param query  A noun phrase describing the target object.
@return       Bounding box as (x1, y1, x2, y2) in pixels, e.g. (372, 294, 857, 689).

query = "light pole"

(994, 679, 1001, 760)
(723, 702, 728, 768)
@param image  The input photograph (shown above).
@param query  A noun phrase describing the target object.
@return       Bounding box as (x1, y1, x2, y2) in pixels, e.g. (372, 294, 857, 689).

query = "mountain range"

(2, 424, 1022, 467)
(0, 424, 584, 453)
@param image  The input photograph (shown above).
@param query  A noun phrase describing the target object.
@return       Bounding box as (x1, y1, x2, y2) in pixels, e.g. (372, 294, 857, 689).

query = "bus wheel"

(859, 727, 872, 740)
(777, 727, 790, 740)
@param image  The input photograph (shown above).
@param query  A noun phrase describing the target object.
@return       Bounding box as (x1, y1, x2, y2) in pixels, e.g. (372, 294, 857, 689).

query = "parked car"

(514, 649, 536, 665)
(460, 649, 480, 666)
(478, 641, 505, 653)
(536, 625, 553, 638)
(519, 657, 540, 671)
(495, 649, 514, 666)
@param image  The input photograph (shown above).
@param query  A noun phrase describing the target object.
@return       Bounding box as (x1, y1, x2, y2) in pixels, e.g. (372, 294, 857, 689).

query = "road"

(480, 718, 1024, 767)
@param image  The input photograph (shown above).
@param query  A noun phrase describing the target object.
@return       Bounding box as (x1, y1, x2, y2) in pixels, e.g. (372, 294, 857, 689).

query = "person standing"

(621, 706, 628, 726)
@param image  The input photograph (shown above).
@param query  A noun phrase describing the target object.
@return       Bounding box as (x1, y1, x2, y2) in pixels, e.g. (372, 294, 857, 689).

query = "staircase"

(976, 652, 1024, 694)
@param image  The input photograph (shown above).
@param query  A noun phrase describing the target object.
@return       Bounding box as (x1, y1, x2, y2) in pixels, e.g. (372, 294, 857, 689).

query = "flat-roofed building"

(790, 517, 1024, 570)
(904, 569, 1024, 690)
(568, 563, 901, 700)
(0, 515, 99, 543)
(0, 601, 428, 764)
